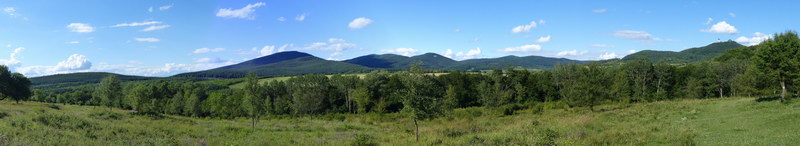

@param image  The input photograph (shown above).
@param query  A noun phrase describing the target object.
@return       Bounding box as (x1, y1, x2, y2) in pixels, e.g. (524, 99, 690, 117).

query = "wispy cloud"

(536, 35, 552, 43)
(349, 17, 373, 29)
(142, 25, 170, 31)
(67, 23, 95, 33)
(112, 21, 162, 27)
(592, 9, 607, 13)
(216, 2, 266, 19)
(612, 30, 660, 41)
(500, 44, 542, 53)
(193, 48, 226, 54)
(295, 13, 307, 21)
(134, 38, 160, 42)
(512, 21, 537, 33)
(381, 48, 418, 56)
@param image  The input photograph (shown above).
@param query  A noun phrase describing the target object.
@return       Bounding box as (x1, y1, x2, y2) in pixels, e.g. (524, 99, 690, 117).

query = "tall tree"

(402, 63, 444, 142)
(0, 65, 31, 104)
(94, 75, 123, 109)
(242, 73, 265, 128)
(572, 63, 606, 111)
(753, 31, 800, 102)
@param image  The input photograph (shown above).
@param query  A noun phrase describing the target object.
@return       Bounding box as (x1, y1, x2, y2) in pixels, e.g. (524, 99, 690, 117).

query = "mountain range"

(622, 40, 744, 63)
(173, 51, 587, 78)
(30, 41, 747, 90)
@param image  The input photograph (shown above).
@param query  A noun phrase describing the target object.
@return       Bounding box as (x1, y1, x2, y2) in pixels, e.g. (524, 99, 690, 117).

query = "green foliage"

(242, 73, 265, 127)
(623, 41, 745, 63)
(350, 134, 377, 146)
(33, 113, 94, 130)
(94, 75, 123, 109)
(0, 65, 32, 103)
(753, 31, 800, 101)
(29, 72, 157, 93)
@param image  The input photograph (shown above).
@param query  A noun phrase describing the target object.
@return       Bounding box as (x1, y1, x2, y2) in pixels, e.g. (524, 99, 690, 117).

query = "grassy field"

(0, 97, 798, 145)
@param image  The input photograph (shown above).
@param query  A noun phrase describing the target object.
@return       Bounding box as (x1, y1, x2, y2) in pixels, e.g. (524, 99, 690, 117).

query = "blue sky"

(0, 0, 796, 77)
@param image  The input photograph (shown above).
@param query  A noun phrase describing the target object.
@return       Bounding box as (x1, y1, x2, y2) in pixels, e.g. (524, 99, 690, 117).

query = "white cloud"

(556, 50, 588, 56)
(16, 54, 92, 77)
(193, 48, 226, 54)
(216, 2, 266, 19)
(112, 21, 161, 27)
(500, 44, 542, 53)
(91, 62, 235, 77)
(148, 7, 153, 12)
(66, 41, 80, 44)
(702, 21, 738, 34)
(277, 17, 286, 21)
(728, 12, 736, 18)
(3, 7, 19, 17)
(590, 44, 615, 48)
(535, 35, 552, 43)
(453, 29, 462, 33)
(277, 44, 289, 52)
(159, 4, 173, 11)
(134, 38, 160, 42)
(142, 25, 170, 31)
(456, 48, 481, 60)
(472, 37, 480, 42)
(349, 17, 373, 29)
(539, 19, 546, 25)
(593, 9, 607, 13)
(298, 38, 357, 51)
(628, 50, 639, 54)
(705, 18, 713, 25)
(67, 23, 95, 33)
(259, 45, 275, 56)
(612, 30, 658, 41)
(443, 49, 454, 58)
(295, 13, 307, 21)
(0, 47, 24, 68)
(55, 54, 92, 71)
(381, 48, 418, 56)
(328, 51, 344, 60)
(735, 32, 772, 46)
(511, 21, 537, 33)
(195, 57, 227, 64)
(599, 52, 618, 60)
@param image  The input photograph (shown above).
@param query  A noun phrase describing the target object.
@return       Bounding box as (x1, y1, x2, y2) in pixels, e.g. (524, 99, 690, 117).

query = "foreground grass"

(0, 97, 798, 145)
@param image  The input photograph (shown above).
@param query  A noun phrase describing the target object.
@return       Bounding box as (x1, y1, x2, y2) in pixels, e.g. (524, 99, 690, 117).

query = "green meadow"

(1, 97, 797, 145)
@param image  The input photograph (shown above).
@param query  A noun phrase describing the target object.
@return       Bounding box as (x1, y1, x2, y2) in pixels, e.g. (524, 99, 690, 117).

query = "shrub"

(530, 103, 544, 115)
(499, 104, 524, 116)
(88, 110, 125, 120)
(0, 112, 8, 119)
(350, 134, 377, 146)
(10, 118, 30, 129)
(33, 113, 93, 130)
(536, 128, 559, 146)
(46, 104, 60, 110)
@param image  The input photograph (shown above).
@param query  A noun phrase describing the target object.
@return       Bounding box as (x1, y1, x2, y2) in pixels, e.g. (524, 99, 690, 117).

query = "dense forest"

(3, 31, 800, 141)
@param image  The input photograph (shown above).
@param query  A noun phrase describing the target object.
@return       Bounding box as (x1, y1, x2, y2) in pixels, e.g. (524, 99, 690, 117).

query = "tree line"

(4, 31, 799, 137)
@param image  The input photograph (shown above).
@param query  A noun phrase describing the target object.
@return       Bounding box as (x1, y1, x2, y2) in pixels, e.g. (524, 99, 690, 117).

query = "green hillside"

(2, 97, 797, 145)
(453, 55, 586, 70)
(176, 56, 372, 78)
(30, 72, 158, 93)
(622, 40, 745, 63)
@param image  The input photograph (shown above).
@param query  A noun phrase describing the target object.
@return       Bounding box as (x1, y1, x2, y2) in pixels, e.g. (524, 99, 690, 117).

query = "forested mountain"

(622, 40, 745, 63)
(29, 72, 157, 92)
(178, 51, 585, 78)
(343, 53, 457, 69)
(174, 52, 372, 78)
(453, 55, 587, 70)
